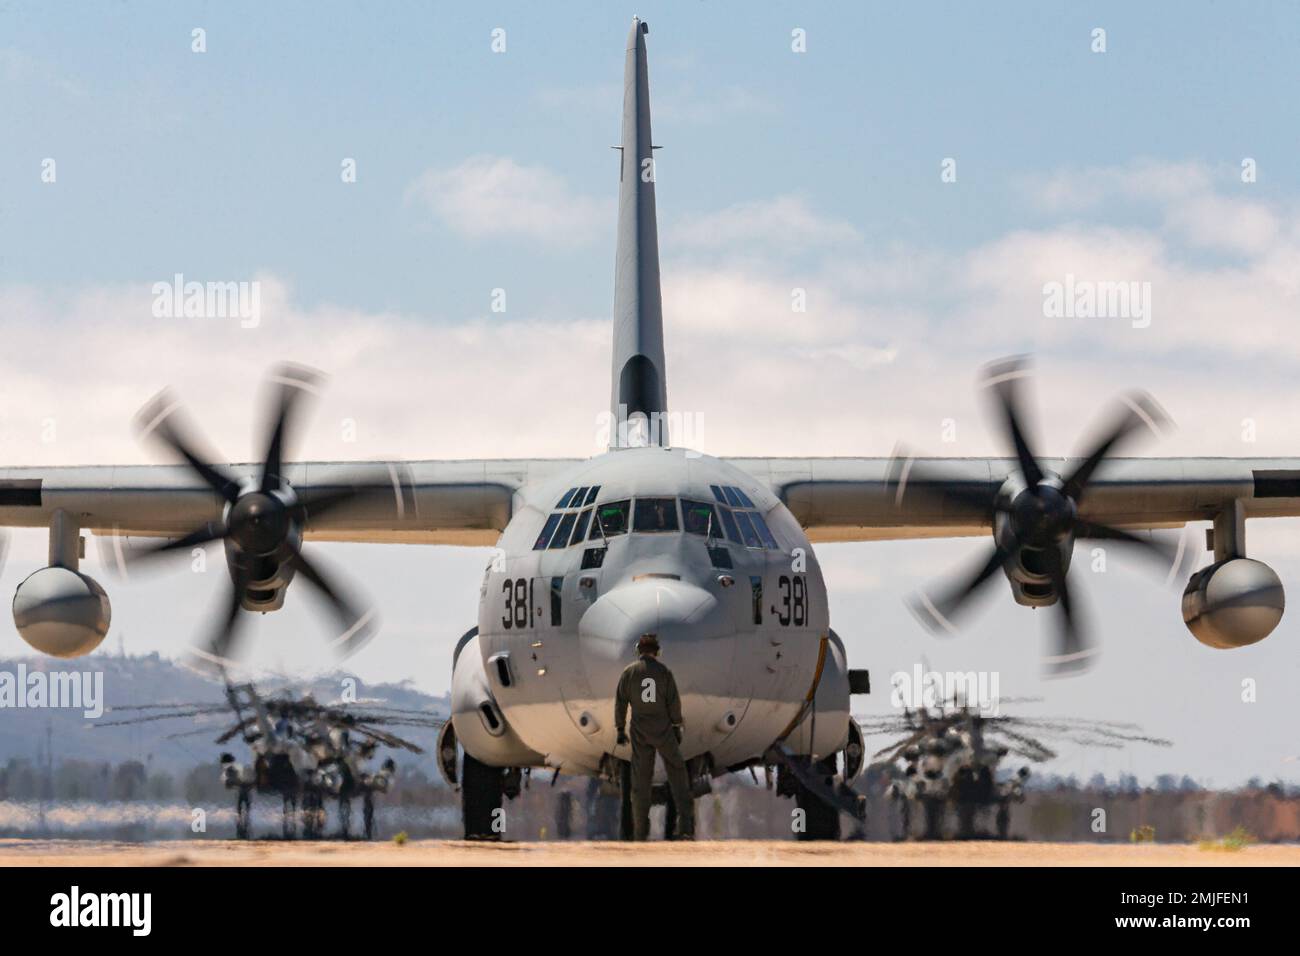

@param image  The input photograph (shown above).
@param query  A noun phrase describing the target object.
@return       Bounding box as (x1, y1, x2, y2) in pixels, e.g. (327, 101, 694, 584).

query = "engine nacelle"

(449, 627, 543, 769)
(12, 566, 112, 658)
(1182, 558, 1284, 649)
(995, 508, 1073, 608)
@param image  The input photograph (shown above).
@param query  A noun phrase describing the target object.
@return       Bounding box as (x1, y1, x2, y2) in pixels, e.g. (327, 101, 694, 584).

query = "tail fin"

(609, 17, 668, 448)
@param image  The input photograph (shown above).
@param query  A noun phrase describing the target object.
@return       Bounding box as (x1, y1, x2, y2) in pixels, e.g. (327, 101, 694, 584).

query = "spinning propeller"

(132, 364, 391, 672)
(896, 356, 1179, 675)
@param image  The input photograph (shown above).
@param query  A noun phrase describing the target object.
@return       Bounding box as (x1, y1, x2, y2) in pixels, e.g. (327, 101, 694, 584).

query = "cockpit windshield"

(633, 497, 679, 532)
(682, 499, 722, 538)
(535, 492, 778, 550)
(591, 499, 631, 537)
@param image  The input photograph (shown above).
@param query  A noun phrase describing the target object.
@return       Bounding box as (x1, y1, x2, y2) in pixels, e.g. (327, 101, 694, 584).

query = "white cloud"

(1031, 159, 1214, 212)
(1165, 193, 1281, 256)
(669, 195, 860, 252)
(7, 161, 1298, 470)
(405, 155, 610, 245)
(1030, 159, 1296, 258)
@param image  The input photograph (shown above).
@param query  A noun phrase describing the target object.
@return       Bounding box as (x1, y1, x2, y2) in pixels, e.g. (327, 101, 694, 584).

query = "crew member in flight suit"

(614, 633, 694, 840)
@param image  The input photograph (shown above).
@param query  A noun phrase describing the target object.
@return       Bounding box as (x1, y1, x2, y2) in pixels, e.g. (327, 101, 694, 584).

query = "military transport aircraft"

(0, 18, 1290, 839)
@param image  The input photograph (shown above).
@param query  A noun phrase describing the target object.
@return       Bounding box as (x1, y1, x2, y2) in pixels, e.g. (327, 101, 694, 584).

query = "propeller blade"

(885, 446, 998, 517)
(135, 390, 242, 504)
(295, 464, 416, 526)
(1063, 392, 1170, 500)
(293, 486, 362, 523)
(288, 547, 379, 658)
(1040, 545, 1095, 675)
(909, 542, 1019, 634)
(187, 574, 249, 674)
(1075, 520, 1179, 567)
(981, 356, 1043, 487)
(259, 364, 324, 493)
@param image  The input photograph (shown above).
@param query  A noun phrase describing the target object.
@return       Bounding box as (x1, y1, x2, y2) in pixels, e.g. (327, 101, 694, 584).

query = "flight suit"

(614, 654, 694, 840)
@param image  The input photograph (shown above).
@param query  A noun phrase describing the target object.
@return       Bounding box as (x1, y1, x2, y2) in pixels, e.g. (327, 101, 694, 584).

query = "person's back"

(616, 655, 680, 740)
(613, 634, 693, 841)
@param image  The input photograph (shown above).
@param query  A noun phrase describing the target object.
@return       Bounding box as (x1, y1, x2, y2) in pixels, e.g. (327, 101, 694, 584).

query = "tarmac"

(1, 838, 1297, 866)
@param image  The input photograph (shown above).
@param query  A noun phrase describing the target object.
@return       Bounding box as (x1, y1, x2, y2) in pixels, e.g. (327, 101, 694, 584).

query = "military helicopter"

(860, 702, 1171, 840)
(98, 680, 441, 839)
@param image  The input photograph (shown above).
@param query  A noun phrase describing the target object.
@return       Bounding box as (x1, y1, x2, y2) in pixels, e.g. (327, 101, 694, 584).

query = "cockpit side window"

(584, 485, 601, 506)
(571, 508, 592, 545)
(749, 511, 780, 550)
(533, 513, 562, 550)
(570, 487, 588, 508)
(709, 484, 727, 505)
(733, 487, 756, 508)
(721, 485, 744, 508)
(718, 506, 741, 544)
(591, 499, 631, 537)
(548, 512, 577, 549)
(633, 497, 680, 532)
(682, 499, 722, 537)
(556, 488, 578, 508)
(733, 510, 762, 548)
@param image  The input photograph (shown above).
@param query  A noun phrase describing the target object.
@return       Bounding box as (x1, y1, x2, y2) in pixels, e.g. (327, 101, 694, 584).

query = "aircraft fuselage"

(449, 445, 852, 781)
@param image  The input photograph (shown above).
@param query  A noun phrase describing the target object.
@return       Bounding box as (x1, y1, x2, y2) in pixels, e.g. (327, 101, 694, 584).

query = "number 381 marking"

(502, 577, 534, 629)
(777, 575, 807, 627)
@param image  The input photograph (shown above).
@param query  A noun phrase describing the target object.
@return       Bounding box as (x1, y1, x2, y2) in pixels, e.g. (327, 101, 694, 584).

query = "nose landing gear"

(771, 747, 867, 841)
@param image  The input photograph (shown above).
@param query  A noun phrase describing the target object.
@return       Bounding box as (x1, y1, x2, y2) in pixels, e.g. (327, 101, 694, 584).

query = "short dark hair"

(636, 634, 660, 654)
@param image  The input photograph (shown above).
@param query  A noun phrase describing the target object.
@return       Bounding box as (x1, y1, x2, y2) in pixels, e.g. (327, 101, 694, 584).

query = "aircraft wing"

(728, 456, 1300, 543)
(0, 459, 582, 548)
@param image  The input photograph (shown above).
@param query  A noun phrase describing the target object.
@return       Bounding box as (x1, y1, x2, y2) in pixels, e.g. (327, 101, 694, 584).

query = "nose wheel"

(618, 760, 634, 841)
(461, 752, 506, 840)
(773, 748, 866, 841)
(792, 757, 842, 842)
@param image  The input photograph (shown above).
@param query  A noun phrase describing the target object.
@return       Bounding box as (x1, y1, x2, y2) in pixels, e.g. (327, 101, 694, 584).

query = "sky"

(3, 1, 1300, 784)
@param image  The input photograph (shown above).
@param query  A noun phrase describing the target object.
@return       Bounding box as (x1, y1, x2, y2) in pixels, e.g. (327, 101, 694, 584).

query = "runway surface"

(1, 838, 1297, 866)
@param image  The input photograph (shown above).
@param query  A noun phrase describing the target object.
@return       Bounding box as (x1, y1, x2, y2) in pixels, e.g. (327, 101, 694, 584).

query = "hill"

(0, 652, 449, 775)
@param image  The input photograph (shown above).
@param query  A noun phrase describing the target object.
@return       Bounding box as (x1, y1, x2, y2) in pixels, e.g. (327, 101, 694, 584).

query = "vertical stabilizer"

(609, 17, 668, 447)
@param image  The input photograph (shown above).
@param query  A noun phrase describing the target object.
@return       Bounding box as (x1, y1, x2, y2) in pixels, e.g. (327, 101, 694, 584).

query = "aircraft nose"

(577, 576, 744, 751)
(579, 577, 726, 665)
(576, 579, 748, 760)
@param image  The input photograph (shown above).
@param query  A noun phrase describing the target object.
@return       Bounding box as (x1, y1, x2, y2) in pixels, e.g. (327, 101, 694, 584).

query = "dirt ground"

(1, 838, 1297, 866)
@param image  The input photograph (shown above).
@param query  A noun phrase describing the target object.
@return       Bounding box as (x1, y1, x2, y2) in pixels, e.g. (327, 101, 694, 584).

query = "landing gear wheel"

(235, 788, 251, 840)
(793, 757, 841, 842)
(338, 796, 352, 839)
(996, 803, 1011, 840)
(462, 753, 505, 840)
(363, 792, 376, 840)
(618, 760, 634, 842)
(282, 795, 297, 840)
